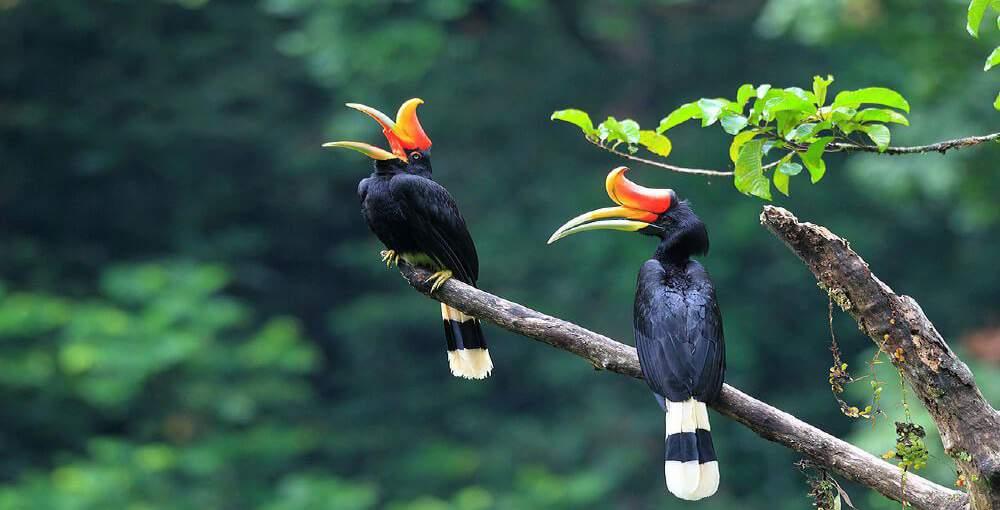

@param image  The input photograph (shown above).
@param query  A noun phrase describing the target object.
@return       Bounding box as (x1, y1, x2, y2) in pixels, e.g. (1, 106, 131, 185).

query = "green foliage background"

(1, 1, 998, 508)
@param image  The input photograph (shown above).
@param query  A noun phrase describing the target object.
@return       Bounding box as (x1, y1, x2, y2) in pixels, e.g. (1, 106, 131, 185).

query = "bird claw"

(425, 270, 453, 293)
(380, 250, 400, 268)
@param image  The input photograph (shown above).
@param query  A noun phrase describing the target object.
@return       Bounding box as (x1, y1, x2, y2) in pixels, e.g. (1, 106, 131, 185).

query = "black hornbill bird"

(323, 98, 491, 380)
(548, 167, 725, 500)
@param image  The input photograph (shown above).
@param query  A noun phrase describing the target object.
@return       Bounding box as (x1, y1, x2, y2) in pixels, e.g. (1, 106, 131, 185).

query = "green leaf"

(775, 111, 809, 138)
(551, 109, 596, 135)
(597, 117, 639, 144)
(837, 121, 863, 135)
(657, 102, 701, 133)
(802, 136, 834, 183)
(729, 129, 758, 163)
(995, 90, 1000, 111)
(762, 90, 816, 120)
(597, 117, 619, 141)
(696, 98, 727, 127)
(986, 46, 1000, 71)
(785, 86, 818, 104)
(969, 0, 991, 37)
(736, 84, 755, 110)
(853, 108, 909, 126)
(862, 124, 891, 151)
(748, 96, 765, 125)
(756, 84, 772, 98)
(812, 75, 834, 106)
(639, 130, 672, 157)
(774, 153, 800, 197)
(778, 161, 803, 176)
(829, 106, 857, 125)
(773, 169, 790, 196)
(785, 121, 824, 142)
(619, 119, 641, 144)
(832, 87, 910, 113)
(720, 113, 749, 135)
(734, 139, 771, 200)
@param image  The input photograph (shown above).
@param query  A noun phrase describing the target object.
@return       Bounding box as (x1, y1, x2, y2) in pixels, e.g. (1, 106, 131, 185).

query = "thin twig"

(589, 132, 1000, 176)
(587, 137, 736, 176)
(829, 132, 1000, 155)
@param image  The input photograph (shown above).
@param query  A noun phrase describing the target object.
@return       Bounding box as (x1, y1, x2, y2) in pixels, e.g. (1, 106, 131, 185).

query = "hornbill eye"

(410, 152, 422, 160)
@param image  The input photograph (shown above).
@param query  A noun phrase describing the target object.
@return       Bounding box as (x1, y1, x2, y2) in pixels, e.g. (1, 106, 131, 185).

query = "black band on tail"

(665, 432, 698, 462)
(443, 319, 486, 351)
(665, 430, 717, 463)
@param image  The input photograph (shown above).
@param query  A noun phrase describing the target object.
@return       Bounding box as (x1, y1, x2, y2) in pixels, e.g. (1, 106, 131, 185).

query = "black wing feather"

(389, 174, 479, 284)
(358, 177, 371, 203)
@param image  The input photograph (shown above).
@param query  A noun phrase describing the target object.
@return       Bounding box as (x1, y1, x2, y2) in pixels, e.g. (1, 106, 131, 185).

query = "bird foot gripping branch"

(380, 249, 400, 268)
(425, 269, 453, 293)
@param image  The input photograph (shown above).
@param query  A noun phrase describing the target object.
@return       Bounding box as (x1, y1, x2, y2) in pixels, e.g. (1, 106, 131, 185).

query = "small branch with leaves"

(553, 75, 999, 200)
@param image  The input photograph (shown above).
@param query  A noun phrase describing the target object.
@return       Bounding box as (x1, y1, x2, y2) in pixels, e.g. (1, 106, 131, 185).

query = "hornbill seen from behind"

(548, 167, 725, 500)
(324, 98, 492, 380)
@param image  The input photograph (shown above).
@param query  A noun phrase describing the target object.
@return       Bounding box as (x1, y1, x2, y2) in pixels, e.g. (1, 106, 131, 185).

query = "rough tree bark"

(761, 206, 1000, 510)
(395, 259, 968, 510)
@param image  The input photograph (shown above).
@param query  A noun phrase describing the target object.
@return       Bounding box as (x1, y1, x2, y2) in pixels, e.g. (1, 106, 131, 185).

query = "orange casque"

(605, 166, 674, 215)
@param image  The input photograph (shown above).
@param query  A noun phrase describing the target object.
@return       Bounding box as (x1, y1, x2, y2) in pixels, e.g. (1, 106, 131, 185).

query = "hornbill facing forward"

(548, 167, 725, 500)
(323, 98, 492, 380)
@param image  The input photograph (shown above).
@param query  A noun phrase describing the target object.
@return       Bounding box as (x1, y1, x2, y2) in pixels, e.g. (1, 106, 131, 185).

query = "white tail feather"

(446, 349, 493, 379)
(665, 460, 701, 499)
(694, 401, 711, 431)
(665, 400, 697, 434)
(441, 303, 473, 322)
(690, 461, 720, 500)
(665, 399, 719, 500)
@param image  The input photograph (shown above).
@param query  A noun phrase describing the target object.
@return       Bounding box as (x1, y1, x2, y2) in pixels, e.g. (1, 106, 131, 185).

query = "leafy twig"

(587, 131, 1000, 177)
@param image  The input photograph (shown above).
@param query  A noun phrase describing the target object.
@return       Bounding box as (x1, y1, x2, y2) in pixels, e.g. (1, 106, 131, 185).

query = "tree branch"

(761, 205, 1000, 510)
(588, 132, 1000, 177)
(829, 132, 1000, 155)
(586, 136, 738, 176)
(395, 262, 968, 510)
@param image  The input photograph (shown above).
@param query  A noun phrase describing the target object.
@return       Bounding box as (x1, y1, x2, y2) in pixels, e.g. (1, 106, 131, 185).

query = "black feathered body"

(356, 160, 491, 379)
(359, 171, 478, 284)
(631, 200, 725, 500)
(634, 258, 725, 403)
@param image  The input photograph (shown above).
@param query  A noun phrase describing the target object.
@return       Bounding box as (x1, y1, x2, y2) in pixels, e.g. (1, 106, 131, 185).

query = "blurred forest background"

(1, 0, 998, 508)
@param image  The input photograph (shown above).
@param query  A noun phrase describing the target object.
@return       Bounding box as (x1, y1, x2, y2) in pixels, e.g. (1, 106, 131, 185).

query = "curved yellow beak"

(548, 166, 674, 244)
(321, 141, 399, 161)
(547, 206, 658, 244)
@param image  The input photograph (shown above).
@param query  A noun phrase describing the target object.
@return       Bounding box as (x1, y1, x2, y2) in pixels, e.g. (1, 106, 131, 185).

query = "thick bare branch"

(588, 132, 1000, 177)
(761, 205, 1000, 510)
(396, 262, 967, 510)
